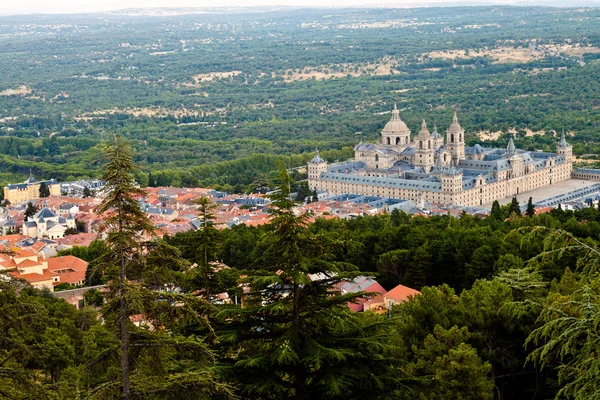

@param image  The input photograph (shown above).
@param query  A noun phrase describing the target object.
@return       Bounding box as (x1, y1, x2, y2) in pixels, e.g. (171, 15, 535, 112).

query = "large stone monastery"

(308, 104, 573, 207)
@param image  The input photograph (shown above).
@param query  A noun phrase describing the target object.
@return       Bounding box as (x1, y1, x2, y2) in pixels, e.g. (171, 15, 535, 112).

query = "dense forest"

(0, 6, 600, 192)
(5, 138, 600, 399)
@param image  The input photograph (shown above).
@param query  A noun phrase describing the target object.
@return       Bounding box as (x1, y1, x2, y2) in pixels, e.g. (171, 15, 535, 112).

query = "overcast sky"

(1, 0, 596, 15)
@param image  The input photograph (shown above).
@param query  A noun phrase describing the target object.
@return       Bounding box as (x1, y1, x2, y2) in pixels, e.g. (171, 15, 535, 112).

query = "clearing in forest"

(0, 86, 32, 96)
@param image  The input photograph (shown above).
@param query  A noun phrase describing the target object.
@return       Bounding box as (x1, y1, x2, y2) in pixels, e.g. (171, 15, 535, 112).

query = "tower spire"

(559, 128, 569, 147)
(506, 136, 516, 156)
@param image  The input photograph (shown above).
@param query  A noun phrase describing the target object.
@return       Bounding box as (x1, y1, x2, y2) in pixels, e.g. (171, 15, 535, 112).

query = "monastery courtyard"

(482, 179, 598, 209)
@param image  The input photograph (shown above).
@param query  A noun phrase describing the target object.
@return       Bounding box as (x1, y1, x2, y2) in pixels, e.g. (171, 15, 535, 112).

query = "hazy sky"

(0, 0, 522, 15)
(2, 0, 596, 15)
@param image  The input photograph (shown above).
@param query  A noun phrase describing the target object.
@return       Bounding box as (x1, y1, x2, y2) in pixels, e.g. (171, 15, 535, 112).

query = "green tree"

(96, 136, 229, 399)
(490, 200, 503, 220)
(526, 197, 535, 217)
(39, 181, 50, 198)
(406, 325, 494, 400)
(216, 164, 404, 399)
(24, 202, 37, 219)
(508, 197, 521, 217)
(82, 186, 92, 198)
(96, 135, 155, 399)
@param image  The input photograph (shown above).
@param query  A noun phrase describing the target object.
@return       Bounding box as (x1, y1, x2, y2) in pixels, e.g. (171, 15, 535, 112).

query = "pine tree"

(95, 137, 231, 399)
(96, 136, 155, 399)
(38, 182, 50, 198)
(508, 197, 521, 217)
(82, 186, 92, 198)
(147, 172, 156, 188)
(191, 196, 219, 295)
(24, 202, 37, 219)
(215, 163, 405, 399)
(526, 197, 535, 217)
(490, 200, 503, 220)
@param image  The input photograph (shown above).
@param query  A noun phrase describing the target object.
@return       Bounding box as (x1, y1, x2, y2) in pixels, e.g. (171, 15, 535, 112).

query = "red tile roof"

(9, 268, 58, 283)
(47, 255, 88, 285)
(385, 284, 421, 303)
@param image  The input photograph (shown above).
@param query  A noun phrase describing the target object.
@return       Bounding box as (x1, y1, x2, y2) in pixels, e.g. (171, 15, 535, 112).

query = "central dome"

(382, 104, 410, 134)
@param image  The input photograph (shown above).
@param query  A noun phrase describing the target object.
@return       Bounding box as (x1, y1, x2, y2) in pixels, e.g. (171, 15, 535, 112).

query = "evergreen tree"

(190, 196, 219, 295)
(508, 197, 521, 217)
(95, 137, 230, 399)
(215, 164, 405, 399)
(38, 181, 50, 198)
(96, 136, 155, 399)
(147, 172, 156, 188)
(82, 186, 92, 198)
(490, 200, 503, 220)
(526, 197, 535, 217)
(24, 202, 37, 219)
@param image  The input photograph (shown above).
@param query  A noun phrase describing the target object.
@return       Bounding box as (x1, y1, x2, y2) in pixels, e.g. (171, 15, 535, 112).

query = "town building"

(22, 207, 76, 239)
(0, 249, 88, 291)
(4, 175, 61, 204)
(308, 106, 573, 207)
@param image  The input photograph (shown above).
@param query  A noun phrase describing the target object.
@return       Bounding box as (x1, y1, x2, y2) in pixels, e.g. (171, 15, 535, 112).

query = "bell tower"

(556, 129, 572, 162)
(446, 111, 465, 165)
(413, 119, 435, 172)
(308, 147, 328, 190)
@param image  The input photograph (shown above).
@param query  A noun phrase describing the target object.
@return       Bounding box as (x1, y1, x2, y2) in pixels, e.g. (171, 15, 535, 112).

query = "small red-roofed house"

(47, 255, 89, 286)
(384, 284, 421, 308)
(0, 248, 88, 291)
(336, 276, 388, 313)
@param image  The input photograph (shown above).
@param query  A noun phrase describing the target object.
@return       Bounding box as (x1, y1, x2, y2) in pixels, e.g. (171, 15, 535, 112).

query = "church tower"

(556, 129, 572, 162)
(446, 111, 465, 165)
(413, 119, 435, 172)
(381, 103, 412, 148)
(308, 147, 328, 189)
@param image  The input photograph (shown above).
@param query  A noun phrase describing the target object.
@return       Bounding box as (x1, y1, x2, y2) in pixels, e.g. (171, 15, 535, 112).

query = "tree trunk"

(293, 282, 305, 400)
(120, 250, 130, 400)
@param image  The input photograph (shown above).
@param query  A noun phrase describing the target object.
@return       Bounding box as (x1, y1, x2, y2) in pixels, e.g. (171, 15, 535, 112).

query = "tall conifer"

(216, 163, 404, 399)
(96, 137, 231, 399)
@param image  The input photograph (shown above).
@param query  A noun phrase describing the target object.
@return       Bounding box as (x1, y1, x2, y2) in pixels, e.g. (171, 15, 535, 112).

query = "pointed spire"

(506, 136, 516, 156)
(310, 146, 325, 164)
(433, 153, 444, 172)
(390, 102, 400, 120)
(421, 119, 427, 130)
(453, 111, 458, 123)
(432, 120, 441, 139)
(559, 128, 569, 147)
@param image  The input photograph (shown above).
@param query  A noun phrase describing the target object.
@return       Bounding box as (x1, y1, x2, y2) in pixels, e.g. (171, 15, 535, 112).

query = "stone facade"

(308, 107, 573, 207)
(4, 176, 61, 204)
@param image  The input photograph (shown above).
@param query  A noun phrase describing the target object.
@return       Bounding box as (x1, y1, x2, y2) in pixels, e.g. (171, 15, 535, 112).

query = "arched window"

(396, 137, 400, 145)
(386, 137, 391, 145)
(444, 154, 447, 161)
(428, 140, 431, 149)
(375, 154, 379, 162)
(459, 134, 462, 142)
(419, 141, 423, 150)
(451, 134, 455, 142)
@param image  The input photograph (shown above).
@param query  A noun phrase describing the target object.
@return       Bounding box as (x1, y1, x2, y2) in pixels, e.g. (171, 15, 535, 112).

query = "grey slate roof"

(33, 208, 57, 219)
(319, 172, 442, 191)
